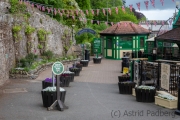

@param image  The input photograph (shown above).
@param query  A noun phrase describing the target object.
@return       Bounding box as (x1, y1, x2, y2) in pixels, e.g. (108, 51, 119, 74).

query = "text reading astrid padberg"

(111, 110, 175, 118)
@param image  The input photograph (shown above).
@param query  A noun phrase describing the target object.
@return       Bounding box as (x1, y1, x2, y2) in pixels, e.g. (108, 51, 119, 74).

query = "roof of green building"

(100, 21, 150, 35)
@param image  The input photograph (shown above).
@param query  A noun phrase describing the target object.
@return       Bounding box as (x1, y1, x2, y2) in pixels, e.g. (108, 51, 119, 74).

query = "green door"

(106, 37, 113, 59)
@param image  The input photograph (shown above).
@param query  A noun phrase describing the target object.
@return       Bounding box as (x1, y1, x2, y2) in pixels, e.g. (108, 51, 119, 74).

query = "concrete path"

(0, 58, 180, 120)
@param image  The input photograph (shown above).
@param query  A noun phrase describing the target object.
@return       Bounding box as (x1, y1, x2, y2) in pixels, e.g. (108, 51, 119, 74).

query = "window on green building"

(107, 38, 113, 49)
(140, 37, 144, 48)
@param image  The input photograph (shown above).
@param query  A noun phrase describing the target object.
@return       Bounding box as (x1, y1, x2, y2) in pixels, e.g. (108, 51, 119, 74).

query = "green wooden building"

(99, 21, 150, 60)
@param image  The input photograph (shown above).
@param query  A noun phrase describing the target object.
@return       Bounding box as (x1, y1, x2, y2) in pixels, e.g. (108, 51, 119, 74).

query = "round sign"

(52, 62, 64, 75)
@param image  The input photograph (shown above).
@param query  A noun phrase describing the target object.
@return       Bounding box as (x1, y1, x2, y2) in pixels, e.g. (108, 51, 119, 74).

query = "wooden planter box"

(42, 81, 52, 89)
(155, 96, 177, 109)
(80, 60, 89, 67)
(118, 82, 136, 94)
(135, 88, 156, 102)
(69, 68, 81, 76)
(93, 58, 102, 64)
(41, 91, 66, 108)
(118, 76, 130, 82)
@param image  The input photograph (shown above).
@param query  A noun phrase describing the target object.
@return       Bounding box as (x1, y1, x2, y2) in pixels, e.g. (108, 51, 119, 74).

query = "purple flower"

(44, 78, 56, 83)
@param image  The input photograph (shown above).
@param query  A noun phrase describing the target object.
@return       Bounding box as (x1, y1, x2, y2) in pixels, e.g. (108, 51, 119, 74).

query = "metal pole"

(107, 1, 108, 22)
(175, 76, 180, 115)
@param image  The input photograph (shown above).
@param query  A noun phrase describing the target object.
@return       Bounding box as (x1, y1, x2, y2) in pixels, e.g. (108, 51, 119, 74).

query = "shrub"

(42, 50, 54, 60)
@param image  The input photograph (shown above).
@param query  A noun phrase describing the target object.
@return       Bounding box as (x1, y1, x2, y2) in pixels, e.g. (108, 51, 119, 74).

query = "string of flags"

(19, 0, 174, 27)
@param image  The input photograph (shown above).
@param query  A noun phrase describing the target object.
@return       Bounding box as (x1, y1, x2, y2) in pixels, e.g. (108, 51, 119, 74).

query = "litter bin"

(121, 57, 130, 73)
(85, 50, 90, 61)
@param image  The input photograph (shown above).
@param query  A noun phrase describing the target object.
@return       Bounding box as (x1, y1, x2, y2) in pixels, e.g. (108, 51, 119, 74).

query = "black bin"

(121, 57, 129, 73)
(85, 50, 90, 61)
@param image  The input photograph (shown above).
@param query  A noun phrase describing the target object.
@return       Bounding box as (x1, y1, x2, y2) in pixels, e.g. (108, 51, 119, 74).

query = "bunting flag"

(39, 5, 41, 11)
(97, 21, 100, 25)
(108, 8, 111, 15)
(103, 9, 106, 16)
(169, 19, 172, 25)
(150, 0, 155, 8)
(105, 22, 108, 26)
(47, 7, 50, 13)
(91, 10, 94, 15)
(62, 9, 65, 14)
(19, 0, 22, 4)
(76, 10, 79, 15)
(111, 22, 114, 26)
(136, 2, 141, 11)
(31, 3, 34, 8)
(146, 21, 149, 27)
(154, 21, 157, 26)
(81, 10, 84, 15)
(58, 9, 60, 13)
(122, 6, 125, 12)
(86, 10, 89, 15)
(72, 16, 75, 20)
(97, 9, 100, 15)
(129, 5, 133, 12)
(71, 10, 74, 15)
(91, 20, 93, 24)
(54, 8, 57, 15)
(160, 0, 164, 6)
(144, 1, 149, 10)
(115, 7, 118, 14)
(162, 20, 164, 25)
(50, 8, 53, 13)
(42, 6, 45, 11)
(172, 0, 174, 2)
(59, 12, 62, 17)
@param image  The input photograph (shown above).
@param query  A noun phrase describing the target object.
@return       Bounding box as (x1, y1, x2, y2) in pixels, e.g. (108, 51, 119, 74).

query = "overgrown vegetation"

(9, 0, 27, 14)
(12, 25, 22, 42)
(25, 25, 35, 36)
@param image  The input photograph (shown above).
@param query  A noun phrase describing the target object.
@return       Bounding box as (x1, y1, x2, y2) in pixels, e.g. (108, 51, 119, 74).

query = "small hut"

(100, 21, 150, 60)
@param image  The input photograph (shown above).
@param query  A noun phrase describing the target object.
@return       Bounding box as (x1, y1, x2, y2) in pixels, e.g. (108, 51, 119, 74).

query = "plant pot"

(118, 76, 130, 82)
(61, 72, 75, 82)
(93, 57, 102, 64)
(75, 64, 83, 71)
(155, 96, 177, 109)
(80, 60, 89, 67)
(42, 80, 52, 89)
(60, 76, 71, 87)
(135, 88, 156, 103)
(69, 67, 81, 76)
(41, 90, 66, 108)
(118, 82, 136, 94)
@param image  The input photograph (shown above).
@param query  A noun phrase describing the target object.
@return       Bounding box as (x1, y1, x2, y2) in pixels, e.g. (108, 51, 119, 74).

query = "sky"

(125, 0, 178, 20)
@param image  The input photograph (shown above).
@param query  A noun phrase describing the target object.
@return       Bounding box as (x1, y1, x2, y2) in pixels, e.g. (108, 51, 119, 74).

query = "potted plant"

(62, 71, 75, 82)
(69, 67, 81, 76)
(74, 63, 83, 71)
(80, 60, 89, 67)
(118, 74, 130, 82)
(155, 93, 177, 109)
(93, 49, 102, 64)
(135, 85, 156, 103)
(118, 81, 136, 94)
(41, 87, 66, 108)
(42, 78, 55, 89)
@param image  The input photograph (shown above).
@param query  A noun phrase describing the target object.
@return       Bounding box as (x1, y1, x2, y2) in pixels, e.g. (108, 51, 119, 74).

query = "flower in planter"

(42, 87, 65, 92)
(80, 60, 89, 61)
(121, 81, 134, 84)
(157, 94, 176, 100)
(136, 85, 155, 90)
(44, 78, 56, 83)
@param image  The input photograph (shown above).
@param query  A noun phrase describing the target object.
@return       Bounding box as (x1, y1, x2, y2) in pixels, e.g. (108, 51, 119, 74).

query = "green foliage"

(13, 25, 21, 33)
(38, 44, 43, 49)
(12, 25, 22, 42)
(85, 42, 91, 50)
(9, 0, 27, 14)
(42, 50, 54, 60)
(37, 29, 48, 41)
(25, 25, 35, 35)
(25, 53, 38, 61)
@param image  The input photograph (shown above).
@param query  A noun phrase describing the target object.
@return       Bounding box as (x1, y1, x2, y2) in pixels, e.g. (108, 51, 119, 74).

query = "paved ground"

(0, 58, 180, 120)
